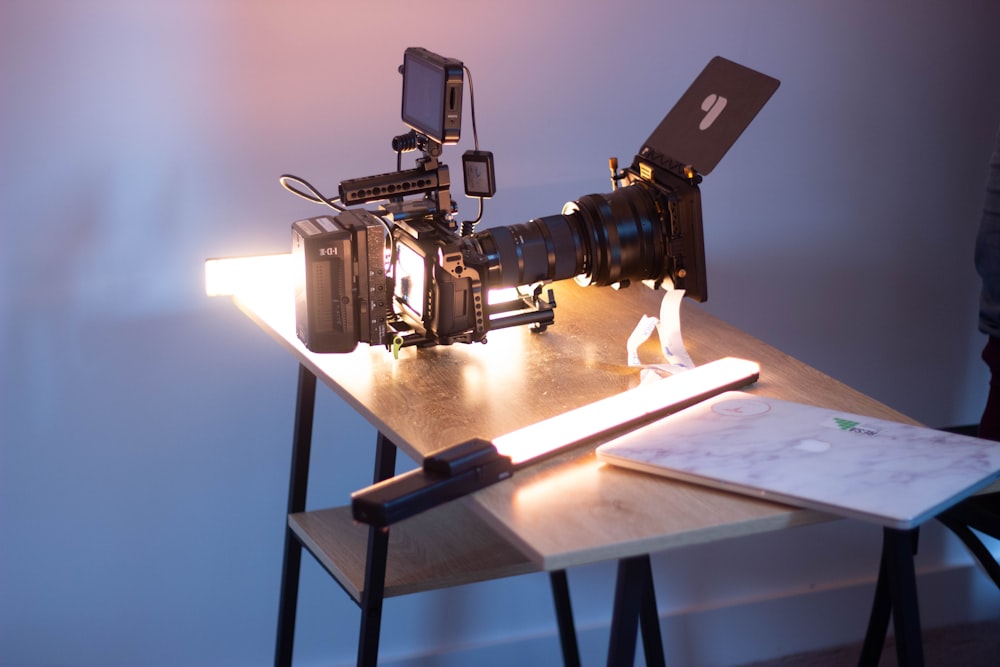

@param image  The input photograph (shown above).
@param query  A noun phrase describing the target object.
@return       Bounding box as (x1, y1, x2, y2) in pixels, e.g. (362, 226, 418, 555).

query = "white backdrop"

(3, 1, 1000, 665)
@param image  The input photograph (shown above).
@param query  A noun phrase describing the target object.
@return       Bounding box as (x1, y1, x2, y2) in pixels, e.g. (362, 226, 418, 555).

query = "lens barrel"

(474, 183, 668, 289)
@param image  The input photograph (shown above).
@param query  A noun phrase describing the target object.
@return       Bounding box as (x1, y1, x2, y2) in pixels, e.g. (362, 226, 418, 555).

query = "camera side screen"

(401, 47, 463, 145)
(394, 240, 428, 321)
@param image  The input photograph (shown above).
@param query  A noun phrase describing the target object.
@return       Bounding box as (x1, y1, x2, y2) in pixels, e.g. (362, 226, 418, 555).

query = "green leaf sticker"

(834, 417, 860, 431)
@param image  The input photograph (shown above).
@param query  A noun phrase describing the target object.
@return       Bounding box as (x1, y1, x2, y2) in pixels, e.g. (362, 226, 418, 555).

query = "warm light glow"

(512, 457, 603, 511)
(207, 258, 758, 467)
(487, 287, 520, 305)
(493, 357, 760, 465)
(204, 254, 292, 297)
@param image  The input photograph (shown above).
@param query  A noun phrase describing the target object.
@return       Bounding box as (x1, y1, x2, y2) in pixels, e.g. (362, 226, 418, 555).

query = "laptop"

(596, 391, 1000, 529)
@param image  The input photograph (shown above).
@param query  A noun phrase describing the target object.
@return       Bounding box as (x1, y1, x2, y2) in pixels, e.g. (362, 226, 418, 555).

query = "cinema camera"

(287, 48, 779, 354)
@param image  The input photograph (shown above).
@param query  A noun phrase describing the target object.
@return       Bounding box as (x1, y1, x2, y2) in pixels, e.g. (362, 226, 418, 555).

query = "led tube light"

(204, 254, 292, 297)
(352, 357, 760, 526)
(493, 357, 761, 465)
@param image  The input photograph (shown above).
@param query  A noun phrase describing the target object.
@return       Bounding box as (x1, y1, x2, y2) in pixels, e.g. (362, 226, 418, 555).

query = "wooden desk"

(464, 299, 916, 571)
(230, 254, 913, 462)
(219, 254, 922, 665)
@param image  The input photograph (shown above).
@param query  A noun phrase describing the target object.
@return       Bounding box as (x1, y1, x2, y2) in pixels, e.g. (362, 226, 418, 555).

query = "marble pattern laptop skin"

(596, 391, 1000, 528)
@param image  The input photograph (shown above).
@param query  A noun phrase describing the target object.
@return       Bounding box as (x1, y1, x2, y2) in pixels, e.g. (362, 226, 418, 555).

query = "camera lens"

(474, 183, 668, 289)
(474, 213, 582, 287)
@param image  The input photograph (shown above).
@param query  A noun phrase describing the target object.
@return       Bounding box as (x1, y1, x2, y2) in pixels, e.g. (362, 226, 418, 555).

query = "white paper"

(626, 288, 695, 381)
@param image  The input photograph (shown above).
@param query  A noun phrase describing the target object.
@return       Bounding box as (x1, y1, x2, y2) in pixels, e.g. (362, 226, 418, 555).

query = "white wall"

(3, 1, 1000, 666)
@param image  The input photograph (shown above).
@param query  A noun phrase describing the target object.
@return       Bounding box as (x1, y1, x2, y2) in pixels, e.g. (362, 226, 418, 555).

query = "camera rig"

(287, 48, 779, 354)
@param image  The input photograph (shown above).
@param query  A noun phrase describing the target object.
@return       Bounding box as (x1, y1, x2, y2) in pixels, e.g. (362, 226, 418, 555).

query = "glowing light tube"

(204, 254, 292, 297)
(354, 361, 760, 526)
(493, 357, 761, 465)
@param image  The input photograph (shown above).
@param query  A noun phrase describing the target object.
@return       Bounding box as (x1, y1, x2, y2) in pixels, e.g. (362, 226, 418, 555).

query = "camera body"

(292, 200, 553, 353)
(291, 49, 778, 353)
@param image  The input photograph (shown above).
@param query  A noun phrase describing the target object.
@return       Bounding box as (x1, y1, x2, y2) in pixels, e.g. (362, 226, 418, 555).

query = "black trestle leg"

(859, 527, 923, 667)
(606, 555, 666, 667)
(550, 570, 582, 667)
(354, 432, 397, 667)
(357, 525, 390, 667)
(638, 557, 666, 667)
(885, 528, 924, 667)
(275, 365, 318, 667)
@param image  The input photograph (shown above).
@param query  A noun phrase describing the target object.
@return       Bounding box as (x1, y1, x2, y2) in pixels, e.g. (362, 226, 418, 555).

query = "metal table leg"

(357, 524, 390, 667)
(551, 570, 582, 667)
(356, 433, 398, 667)
(859, 527, 924, 667)
(606, 555, 665, 667)
(274, 374, 579, 666)
(275, 365, 318, 667)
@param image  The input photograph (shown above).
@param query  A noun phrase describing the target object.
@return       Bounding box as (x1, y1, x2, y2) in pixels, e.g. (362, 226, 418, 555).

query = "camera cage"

(290, 50, 779, 354)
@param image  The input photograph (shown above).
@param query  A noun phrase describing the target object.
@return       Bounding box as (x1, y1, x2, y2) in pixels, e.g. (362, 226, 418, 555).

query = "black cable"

(279, 61, 488, 235)
(278, 172, 394, 260)
(459, 64, 486, 235)
(460, 198, 484, 236)
(463, 65, 480, 152)
(278, 174, 347, 212)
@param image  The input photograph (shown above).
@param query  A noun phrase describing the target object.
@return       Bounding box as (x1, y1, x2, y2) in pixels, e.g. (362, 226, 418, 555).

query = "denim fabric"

(980, 336, 1000, 440)
(976, 127, 1000, 337)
